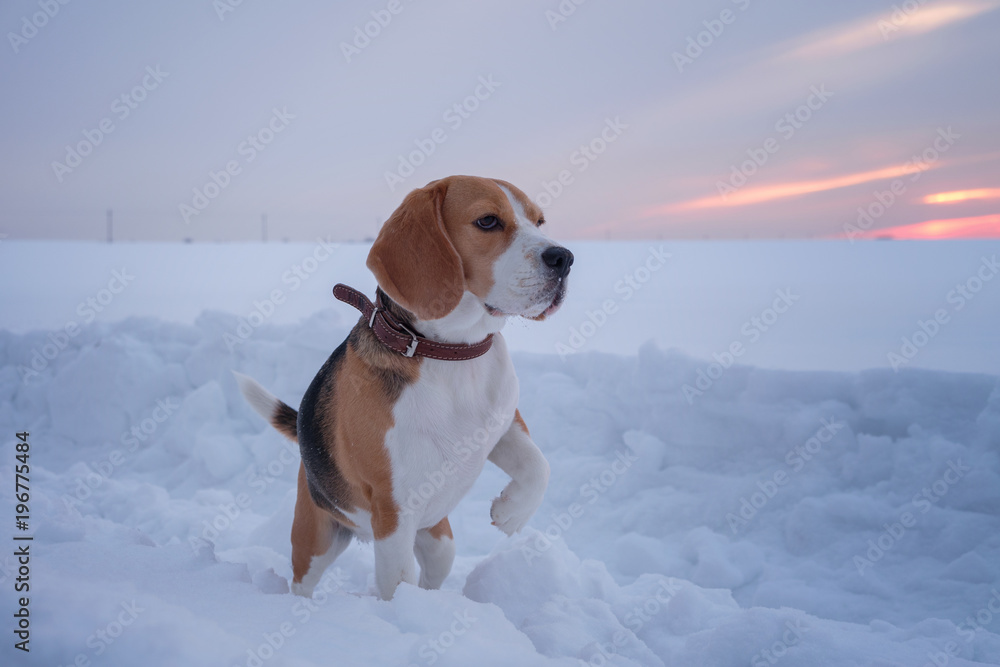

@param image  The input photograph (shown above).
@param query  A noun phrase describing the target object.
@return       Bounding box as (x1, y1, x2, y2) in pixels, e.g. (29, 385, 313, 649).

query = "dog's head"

(367, 176, 573, 335)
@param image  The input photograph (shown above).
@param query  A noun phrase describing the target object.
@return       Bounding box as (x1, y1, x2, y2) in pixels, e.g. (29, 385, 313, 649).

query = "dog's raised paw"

(490, 491, 533, 536)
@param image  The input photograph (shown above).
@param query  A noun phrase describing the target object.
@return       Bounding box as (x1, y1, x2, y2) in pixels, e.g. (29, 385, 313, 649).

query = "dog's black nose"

(541, 246, 574, 278)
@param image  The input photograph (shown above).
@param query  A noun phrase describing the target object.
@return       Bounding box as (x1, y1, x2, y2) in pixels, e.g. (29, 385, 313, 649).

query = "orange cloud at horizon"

(847, 213, 1000, 240)
(643, 162, 935, 216)
(923, 188, 1000, 204)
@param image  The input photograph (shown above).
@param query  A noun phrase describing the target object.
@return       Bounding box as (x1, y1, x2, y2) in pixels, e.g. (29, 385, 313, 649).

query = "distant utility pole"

(107, 209, 113, 243)
(261, 213, 267, 243)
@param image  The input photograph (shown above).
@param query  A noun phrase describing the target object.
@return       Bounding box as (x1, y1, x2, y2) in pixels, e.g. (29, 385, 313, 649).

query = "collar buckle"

(404, 336, 418, 358)
(399, 322, 419, 357)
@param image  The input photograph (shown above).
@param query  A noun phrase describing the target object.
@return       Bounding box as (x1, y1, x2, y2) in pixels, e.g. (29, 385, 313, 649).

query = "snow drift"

(2, 307, 999, 666)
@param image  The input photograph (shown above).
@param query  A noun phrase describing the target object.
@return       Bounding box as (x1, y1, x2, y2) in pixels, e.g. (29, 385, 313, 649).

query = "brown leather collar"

(333, 284, 494, 361)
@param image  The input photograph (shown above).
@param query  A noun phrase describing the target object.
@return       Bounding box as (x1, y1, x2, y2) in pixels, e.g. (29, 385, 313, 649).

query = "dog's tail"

(233, 371, 298, 442)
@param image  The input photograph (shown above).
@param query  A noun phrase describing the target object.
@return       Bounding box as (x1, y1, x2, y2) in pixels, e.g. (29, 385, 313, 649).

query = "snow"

(2, 240, 999, 666)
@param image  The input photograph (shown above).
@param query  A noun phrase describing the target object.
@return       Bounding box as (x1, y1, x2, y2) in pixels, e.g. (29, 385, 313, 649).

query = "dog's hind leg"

(414, 517, 455, 590)
(290, 462, 353, 597)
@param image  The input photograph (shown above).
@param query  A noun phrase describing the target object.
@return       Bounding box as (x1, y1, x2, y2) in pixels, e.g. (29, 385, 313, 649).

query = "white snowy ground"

(1, 240, 999, 666)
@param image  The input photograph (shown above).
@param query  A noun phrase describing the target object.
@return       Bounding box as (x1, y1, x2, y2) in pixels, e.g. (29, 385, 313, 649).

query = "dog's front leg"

(488, 410, 551, 536)
(373, 503, 418, 600)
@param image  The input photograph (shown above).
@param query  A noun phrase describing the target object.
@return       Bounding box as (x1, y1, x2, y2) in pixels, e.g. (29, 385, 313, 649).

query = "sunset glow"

(780, 0, 1000, 61)
(645, 162, 937, 216)
(848, 213, 1000, 240)
(923, 188, 1000, 204)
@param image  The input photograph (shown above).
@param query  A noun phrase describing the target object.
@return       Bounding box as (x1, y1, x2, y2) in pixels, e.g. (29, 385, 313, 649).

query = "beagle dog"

(235, 175, 573, 600)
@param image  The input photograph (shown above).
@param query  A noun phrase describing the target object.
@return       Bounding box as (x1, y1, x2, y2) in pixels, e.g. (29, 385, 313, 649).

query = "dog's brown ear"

(367, 181, 465, 320)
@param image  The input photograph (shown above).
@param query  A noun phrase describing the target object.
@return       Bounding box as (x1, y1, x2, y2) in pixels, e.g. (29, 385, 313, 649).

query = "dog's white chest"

(384, 337, 518, 528)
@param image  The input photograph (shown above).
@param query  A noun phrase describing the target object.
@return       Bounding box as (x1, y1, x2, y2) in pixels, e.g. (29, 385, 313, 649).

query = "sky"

(1, 0, 999, 242)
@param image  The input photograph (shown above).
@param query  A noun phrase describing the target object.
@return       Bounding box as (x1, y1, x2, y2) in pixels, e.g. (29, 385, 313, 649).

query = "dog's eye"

(475, 215, 501, 231)
(537, 217, 546, 227)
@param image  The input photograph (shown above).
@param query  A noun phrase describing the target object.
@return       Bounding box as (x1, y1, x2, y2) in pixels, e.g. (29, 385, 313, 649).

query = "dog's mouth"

(530, 280, 567, 321)
(486, 279, 567, 321)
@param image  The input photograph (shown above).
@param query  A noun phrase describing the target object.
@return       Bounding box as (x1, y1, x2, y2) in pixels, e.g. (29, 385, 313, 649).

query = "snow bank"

(2, 304, 999, 665)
